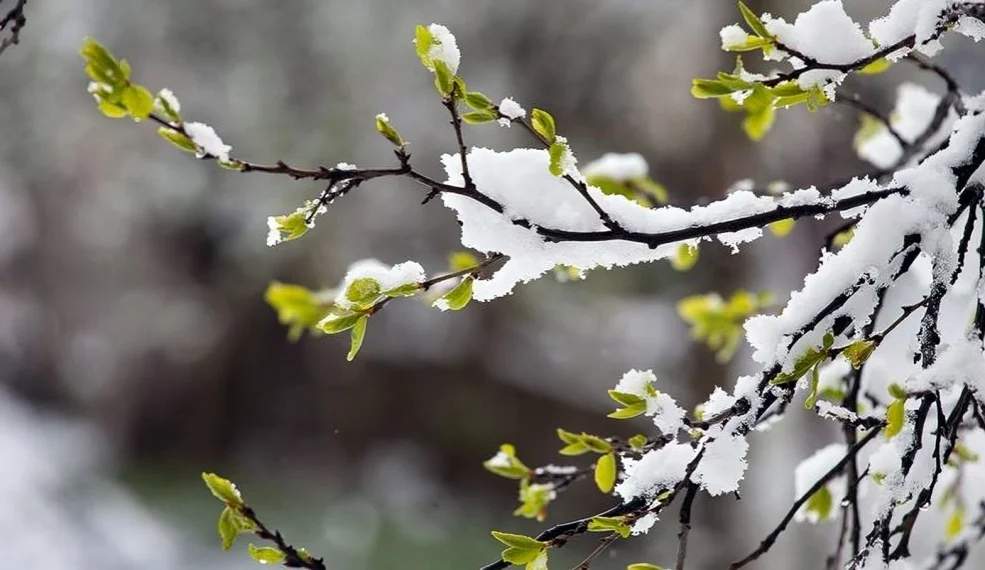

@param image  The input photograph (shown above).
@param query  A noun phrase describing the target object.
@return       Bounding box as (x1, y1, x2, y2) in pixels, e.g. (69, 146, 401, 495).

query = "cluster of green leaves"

(264, 282, 336, 341)
(556, 428, 620, 494)
(482, 445, 559, 521)
(491, 532, 549, 570)
(677, 290, 773, 362)
(201, 473, 305, 566)
(81, 38, 156, 121)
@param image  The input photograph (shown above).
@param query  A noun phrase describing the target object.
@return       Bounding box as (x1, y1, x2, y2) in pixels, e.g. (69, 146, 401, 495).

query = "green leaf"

(449, 251, 480, 271)
(843, 340, 876, 369)
(317, 312, 364, 334)
(248, 544, 287, 565)
(859, 58, 891, 75)
(462, 109, 499, 124)
(433, 60, 454, 97)
(724, 36, 773, 52)
(347, 316, 368, 361)
(608, 390, 645, 407)
(202, 472, 243, 506)
(414, 24, 434, 69)
(559, 442, 590, 456)
(628, 434, 648, 451)
(158, 127, 198, 153)
(264, 282, 334, 341)
(97, 99, 128, 118)
(484, 444, 531, 479)
(768, 218, 795, 237)
(588, 515, 631, 538)
(531, 108, 556, 143)
(772, 343, 830, 385)
(628, 564, 665, 570)
(491, 531, 544, 551)
(267, 211, 310, 244)
(671, 243, 699, 271)
(738, 1, 771, 38)
(122, 84, 154, 119)
(885, 398, 906, 439)
(548, 141, 566, 177)
(608, 401, 647, 419)
(888, 383, 908, 400)
(465, 91, 494, 110)
(526, 550, 549, 570)
(804, 363, 821, 410)
(501, 547, 541, 565)
(594, 453, 617, 494)
(437, 276, 473, 310)
(383, 282, 420, 298)
(743, 106, 775, 141)
(580, 434, 612, 453)
(690, 78, 738, 99)
(804, 486, 834, 522)
(854, 113, 887, 151)
(514, 479, 554, 521)
(155, 90, 180, 121)
(556, 428, 579, 445)
(375, 114, 404, 147)
(218, 507, 238, 550)
(946, 508, 964, 540)
(345, 277, 382, 307)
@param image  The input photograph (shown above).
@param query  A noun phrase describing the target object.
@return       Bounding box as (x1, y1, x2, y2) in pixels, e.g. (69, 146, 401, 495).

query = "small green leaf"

(383, 282, 420, 298)
(248, 544, 287, 565)
(375, 114, 404, 147)
(559, 442, 590, 456)
(595, 453, 617, 494)
(121, 84, 154, 119)
(531, 108, 556, 143)
(484, 444, 531, 480)
(491, 531, 544, 551)
(743, 106, 775, 141)
(580, 434, 613, 453)
(218, 507, 238, 550)
(449, 251, 480, 271)
(608, 401, 647, 419)
(608, 390, 645, 407)
(843, 340, 876, 369)
(804, 363, 821, 410)
(768, 218, 795, 237)
(526, 550, 549, 570)
(97, 99, 128, 118)
(202, 472, 243, 506)
(317, 312, 364, 334)
(433, 60, 454, 97)
(462, 109, 499, 124)
(437, 276, 473, 310)
(946, 508, 964, 539)
(502, 547, 541, 565)
(737, 1, 771, 38)
(465, 91, 493, 110)
(885, 398, 906, 439)
(556, 428, 579, 445)
(158, 127, 198, 153)
(671, 243, 699, 271)
(588, 515, 631, 538)
(347, 316, 368, 361)
(691, 78, 739, 99)
(345, 277, 382, 307)
(548, 141, 566, 177)
(628, 434, 648, 451)
(858, 58, 891, 75)
(804, 486, 834, 522)
(628, 564, 665, 570)
(414, 25, 434, 68)
(888, 383, 908, 400)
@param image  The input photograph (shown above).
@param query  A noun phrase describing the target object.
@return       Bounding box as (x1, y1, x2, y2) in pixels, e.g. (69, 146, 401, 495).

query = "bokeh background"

(2, 0, 984, 568)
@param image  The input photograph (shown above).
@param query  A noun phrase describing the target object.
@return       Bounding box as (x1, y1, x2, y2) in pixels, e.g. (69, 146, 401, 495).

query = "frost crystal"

(184, 122, 232, 162)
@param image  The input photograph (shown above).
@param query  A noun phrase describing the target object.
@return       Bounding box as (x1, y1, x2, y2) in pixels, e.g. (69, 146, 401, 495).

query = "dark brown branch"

(730, 426, 884, 569)
(0, 0, 27, 57)
(241, 505, 327, 570)
(676, 484, 699, 570)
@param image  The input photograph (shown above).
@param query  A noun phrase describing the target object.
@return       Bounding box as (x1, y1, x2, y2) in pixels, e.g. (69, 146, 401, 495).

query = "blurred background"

(2, 0, 984, 568)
